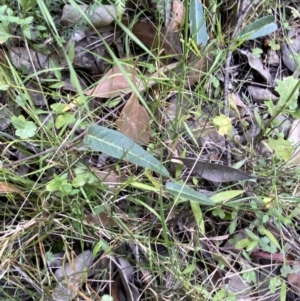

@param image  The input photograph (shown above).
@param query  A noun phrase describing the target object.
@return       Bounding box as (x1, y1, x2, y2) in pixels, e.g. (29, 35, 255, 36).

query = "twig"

(223, 2, 253, 166)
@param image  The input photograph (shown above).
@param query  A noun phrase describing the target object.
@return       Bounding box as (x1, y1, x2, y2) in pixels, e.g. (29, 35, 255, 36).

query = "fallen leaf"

(173, 157, 257, 182)
(239, 49, 273, 83)
(84, 63, 140, 98)
(247, 85, 279, 102)
(116, 92, 150, 144)
(182, 54, 213, 87)
(0, 182, 25, 198)
(111, 273, 122, 301)
(108, 256, 140, 301)
(90, 167, 124, 186)
(61, 4, 116, 28)
(52, 250, 94, 301)
(85, 56, 210, 98)
(9, 47, 50, 72)
(169, 0, 185, 30)
(85, 211, 118, 228)
(124, 20, 182, 59)
(225, 271, 251, 299)
(281, 26, 300, 72)
(288, 272, 300, 291)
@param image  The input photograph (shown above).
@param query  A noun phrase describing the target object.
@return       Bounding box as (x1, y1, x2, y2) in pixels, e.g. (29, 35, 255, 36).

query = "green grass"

(0, 0, 300, 300)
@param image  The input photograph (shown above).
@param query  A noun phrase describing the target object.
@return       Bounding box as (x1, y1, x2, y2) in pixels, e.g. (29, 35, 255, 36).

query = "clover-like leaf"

(11, 115, 37, 139)
(212, 114, 233, 136)
(275, 76, 300, 112)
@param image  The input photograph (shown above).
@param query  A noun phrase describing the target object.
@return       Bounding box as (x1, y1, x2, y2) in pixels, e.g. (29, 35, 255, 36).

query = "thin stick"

(223, 2, 253, 166)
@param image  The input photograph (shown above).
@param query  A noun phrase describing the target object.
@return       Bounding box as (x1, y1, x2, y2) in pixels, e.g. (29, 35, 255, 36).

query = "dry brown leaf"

(85, 211, 118, 228)
(169, 0, 185, 30)
(84, 64, 140, 98)
(0, 182, 25, 198)
(90, 167, 124, 186)
(85, 54, 211, 98)
(124, 20, 182, 59)
(111, 273, 122, 301)
(247, 85, 279, 102)
(183, 54, 213, 87)
(116, 92, 151, 144)
(288, 270, 300, 292)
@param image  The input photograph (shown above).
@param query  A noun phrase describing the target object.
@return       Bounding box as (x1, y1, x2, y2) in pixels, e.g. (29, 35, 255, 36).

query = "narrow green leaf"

(235, 238, 251, 249)
(166, 182, 214, 206)
(84, 125, 170, 177)
(238, 16, 278, 40)
(190, 201, 205, 233)
(280, 281, 286, 301)
(211, 190, 244, 203)
(189, 0, 208, 47)
(245, 229, 260, 241)
(246, 240, 259, 252)
(259, 227, 281, 250)
(182, 264, 196, 274)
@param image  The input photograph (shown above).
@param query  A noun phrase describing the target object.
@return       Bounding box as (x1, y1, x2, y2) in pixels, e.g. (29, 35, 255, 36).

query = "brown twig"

(223, 2, 253, 166)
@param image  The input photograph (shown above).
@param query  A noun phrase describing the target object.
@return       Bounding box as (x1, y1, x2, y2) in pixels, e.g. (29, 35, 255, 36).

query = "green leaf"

(259, 226, 281, 250)
(212, 114, 233, 136)
(20, 0, 37, 11)
(252, 47, 263, 58)
(67, 40, 75, 62)
(238, 16, 278, 40)
(11, 115, 37, 139)
(102, 295, 113, 301)
(190, 201, 205, 233)
(84, 125, 170, 177)
(269, 277, 281, 294)
(245, 229, 260, 241)
(46, 175, 73, 195)
(211, 190, 244, 203)
(166, 182, 214, 206)
(275, 76, 299, 112)
(72, 166, 98, 188)
(0, 24, 14, 44)
(189, 0, 208, 47)
(268, 137, 292, 161)
(55, 113, 76, 129)
(235, 238, 251, 249)
(280, 281, 287, 301)
(51, 103, 68, 113)
(182, 264, 196, 274)
(246, 240, 259, 252)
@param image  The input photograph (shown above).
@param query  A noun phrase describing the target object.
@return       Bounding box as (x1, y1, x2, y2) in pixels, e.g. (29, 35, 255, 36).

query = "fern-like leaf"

(115, 0, 125, 19)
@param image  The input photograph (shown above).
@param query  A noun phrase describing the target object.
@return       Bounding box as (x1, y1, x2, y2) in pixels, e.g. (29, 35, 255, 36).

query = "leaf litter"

(2, 1, 300, 300)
